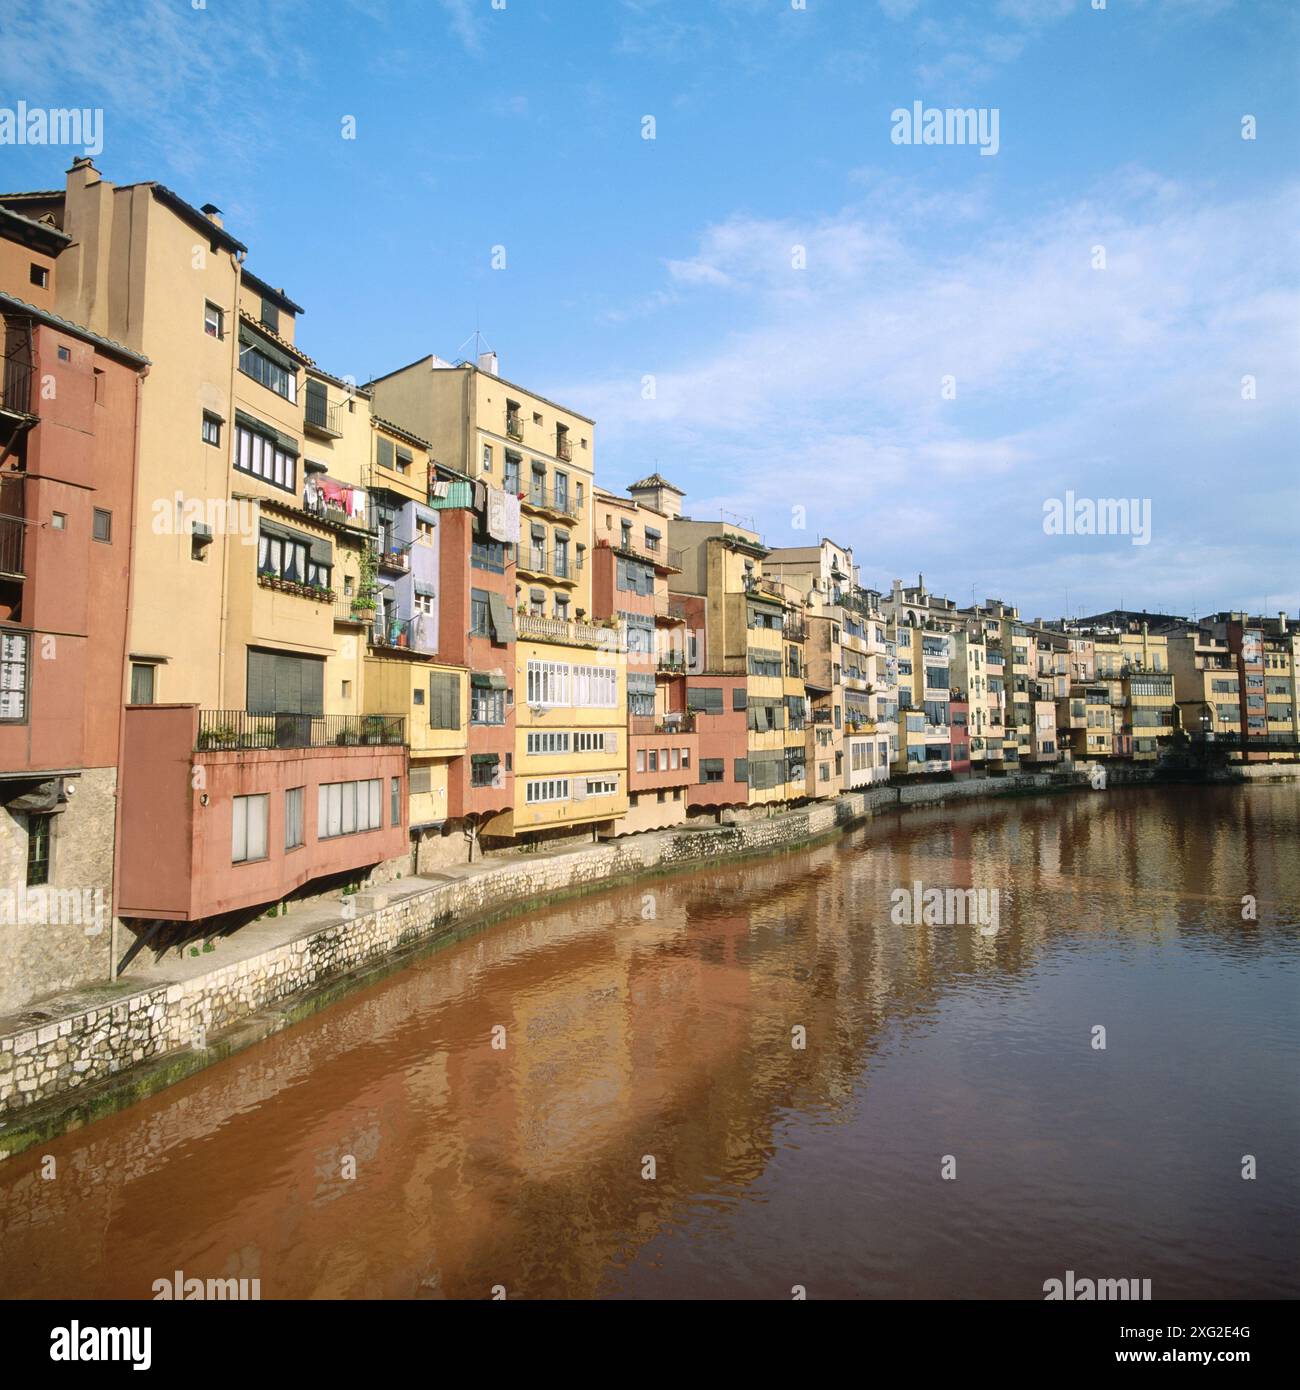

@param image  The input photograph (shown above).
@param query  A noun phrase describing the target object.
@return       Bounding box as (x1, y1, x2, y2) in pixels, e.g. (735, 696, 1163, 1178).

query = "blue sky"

(3, 0, 1297, 620)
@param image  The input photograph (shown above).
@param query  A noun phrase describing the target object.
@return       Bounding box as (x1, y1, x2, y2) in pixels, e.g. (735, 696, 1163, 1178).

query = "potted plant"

(363, 715, 387, 745)
(198, 722, 240, 751)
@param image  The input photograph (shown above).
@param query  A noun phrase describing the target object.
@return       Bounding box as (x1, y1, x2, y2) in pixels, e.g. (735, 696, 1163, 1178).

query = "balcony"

(517, 545, 580, 583)
(304, 395, 346, 440)
(257, 571, 335, 604)
(196, 709, 406, 751)
(656, 650, 687, 674)
(524, 483, 579, 521)
(556, 432, 573, 462)
(0, 474, 25, 578)
(516, 611, 618, 649)
(118, 704, 409, 923)
(630, 713, 697, 736)
(375, 545, 410, 575)
(783, 619, 808, 644)
(506, 413, 524, 442)
(1, 346, 35, 418)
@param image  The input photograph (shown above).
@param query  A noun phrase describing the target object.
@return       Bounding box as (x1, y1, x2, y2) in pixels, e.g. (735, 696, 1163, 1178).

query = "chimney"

(628, 474, 684, 520)
(200, 202, 223, 229)
(477, 350, 499, 376)
(1279, 612, 1288, 634)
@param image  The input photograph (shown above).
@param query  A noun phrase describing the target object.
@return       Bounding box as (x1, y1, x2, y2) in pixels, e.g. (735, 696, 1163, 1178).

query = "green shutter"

(733, 687, 747, 711)
(487, 592, 515, 643)
(734, 758, 748, 783)
(247, 650, 275, 715)
(301, 657, 324, 716)
(377, 437, 395, 470)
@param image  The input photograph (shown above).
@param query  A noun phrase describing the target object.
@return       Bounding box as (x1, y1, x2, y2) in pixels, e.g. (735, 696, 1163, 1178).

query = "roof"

(238, 308, 313, 366)
(241, 266, 305, 317)
(0, 204, 71, 251)
(629, 471, 684, 494)
(305, 362, 373, 398)
(371, 414, 431, 450)
(0, 190, 64, 201)
(365, 355, 597, 426)
(0, 292, 150, 367)
(147, 183, 248, 255)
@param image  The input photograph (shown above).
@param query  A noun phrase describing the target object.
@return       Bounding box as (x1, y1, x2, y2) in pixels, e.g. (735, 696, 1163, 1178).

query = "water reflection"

(1, 785, 1297, 1299)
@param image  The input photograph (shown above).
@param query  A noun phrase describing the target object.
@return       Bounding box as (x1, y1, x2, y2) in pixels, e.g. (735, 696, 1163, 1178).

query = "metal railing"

(556, 432, 573, 461)
(506, 414, 524, 441)
(523, 483, 579, 520)
(517, 545, 580, 580)
(2, 348, 34, 415)
(196, 710, 406, 751)
(630, 713, 697, 736)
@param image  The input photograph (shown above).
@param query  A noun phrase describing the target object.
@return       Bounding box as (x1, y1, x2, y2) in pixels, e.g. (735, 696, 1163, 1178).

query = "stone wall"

(0, 767, 118, 1017)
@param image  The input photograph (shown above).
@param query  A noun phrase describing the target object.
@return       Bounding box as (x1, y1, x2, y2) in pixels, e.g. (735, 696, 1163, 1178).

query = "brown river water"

(1, 783, 1298, 1300)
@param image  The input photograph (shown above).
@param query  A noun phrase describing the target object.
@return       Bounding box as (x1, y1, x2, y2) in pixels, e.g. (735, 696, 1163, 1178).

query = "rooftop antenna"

(456, 320, 494, 365)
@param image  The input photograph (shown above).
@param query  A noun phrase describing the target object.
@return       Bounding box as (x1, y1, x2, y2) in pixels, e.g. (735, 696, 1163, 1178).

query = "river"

(2, 783, 1297, 1299)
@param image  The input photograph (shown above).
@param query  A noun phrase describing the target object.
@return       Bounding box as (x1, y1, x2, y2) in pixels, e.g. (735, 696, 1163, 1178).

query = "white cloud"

(560, 174, 1300, 615)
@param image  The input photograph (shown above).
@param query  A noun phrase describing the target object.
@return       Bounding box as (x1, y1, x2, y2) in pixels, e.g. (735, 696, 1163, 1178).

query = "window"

(261, 297, 280, 333)
(51, 512, 66, 530)
(26, 814, 51, 885)
(246, 649, 325, 716)
(232, 794, 270, 864)
(391, 776, 402, 826)
(258, 527, 331, 588)
(234, 420, 297, 492)
(204, 301, 224, 338)
(396, 446, 413, 476)
(472, 537, 509, 573)
(686, 687, 723, 714)
(0, 631, 29, 721)
(470, 589, 492, 636)
(30, 263, 49, 289)
(413, 591, 434, 616)
(700, 758, 725, 784)
(285, 787, 305, 850)
(92, 508, 112, 543)
(471, 756, 501, 788)
(429, 671, 461, 730)
(410, 767, 432, 794)
(504, 452, 521, 493)
(572, 664, 617, 709)
(318, 779, 382, 838)
(239, 341, 297, 402)
(377, 436, 395, 471)
(584, 777, 618, 797)
(57, 345, 70, 362)
(130, 663, 156, 704)
(528, 731, 571, 755)
(482, 443, 493, 472)
(471, 684, 505, 725)
(526, 659, 569, 707)
(575, 731, 610, 753)
(304, 378, 330, 429)
(525, 778, 569, 804)
(202, 412, 222, 447)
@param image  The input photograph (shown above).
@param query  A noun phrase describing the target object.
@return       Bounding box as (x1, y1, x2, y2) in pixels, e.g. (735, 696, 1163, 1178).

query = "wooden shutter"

(247, 649, 275, 714)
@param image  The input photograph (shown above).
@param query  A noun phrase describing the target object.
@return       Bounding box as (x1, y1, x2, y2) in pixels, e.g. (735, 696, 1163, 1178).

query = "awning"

(260, 518, 332, 565)
(471, 753, 499, 766)
(413, 578, 436, 598)
(234, 408, 298, 455)
(487, 591, 515, 643)
(238, 323, 297, 375)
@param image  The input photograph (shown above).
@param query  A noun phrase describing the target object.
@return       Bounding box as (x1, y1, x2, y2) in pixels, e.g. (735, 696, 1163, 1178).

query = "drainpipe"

(109, 362, 149, 978)
(216, 249, 244, 704)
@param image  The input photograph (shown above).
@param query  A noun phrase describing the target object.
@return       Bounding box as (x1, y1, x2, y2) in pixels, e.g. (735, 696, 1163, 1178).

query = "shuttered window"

(687, 686, 723, 713)
(246, 649, 325, 715)
(429, 671, 461, 730)
(377, 436, 395, 470)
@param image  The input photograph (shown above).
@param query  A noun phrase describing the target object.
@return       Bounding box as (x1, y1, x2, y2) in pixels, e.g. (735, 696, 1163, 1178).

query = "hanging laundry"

(429, 480, 450, 500)
(486, 485, 520, 544)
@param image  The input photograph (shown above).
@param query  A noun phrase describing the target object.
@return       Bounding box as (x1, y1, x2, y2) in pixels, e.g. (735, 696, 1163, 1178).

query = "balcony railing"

(0, 474, 25, 576)
(630, 713, 697, 736)
(516, 612, 617, 648)
(517, 545, 580, 581)
(196, 710, 406, 751)
(1, 349, 34, 416)
(506, 413, 524, 441)
(556, 432, 573, 461)
(375, 544, 411, 574)
(523, 484, 579, 520)
(783, 619, 808, 644)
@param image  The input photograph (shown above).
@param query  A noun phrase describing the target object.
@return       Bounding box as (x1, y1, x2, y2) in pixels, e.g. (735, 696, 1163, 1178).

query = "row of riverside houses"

(0, 159, 1297, 1016)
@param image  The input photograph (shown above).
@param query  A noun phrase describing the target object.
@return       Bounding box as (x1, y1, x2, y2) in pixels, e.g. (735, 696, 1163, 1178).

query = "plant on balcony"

(353, 544, 379, 615)
(336, 729, 361, 746)
(197, 722, 240, 750)
(362, 715, 387, 745)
